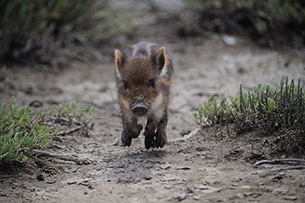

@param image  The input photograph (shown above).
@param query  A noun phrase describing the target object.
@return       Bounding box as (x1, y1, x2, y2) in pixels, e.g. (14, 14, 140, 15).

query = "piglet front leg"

(144, 113, 167, 149)
(121, 116, 143, 147)
(154, 115, 168, 148)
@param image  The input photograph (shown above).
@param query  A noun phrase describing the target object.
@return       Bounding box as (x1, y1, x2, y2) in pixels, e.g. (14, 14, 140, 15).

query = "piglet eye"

(123, 80, 130, 90)
(147, 79, 155, 88)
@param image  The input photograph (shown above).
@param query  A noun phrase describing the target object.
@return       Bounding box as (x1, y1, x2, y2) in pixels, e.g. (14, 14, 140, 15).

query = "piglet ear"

(151, 47, 165, 72)
(114, 49, 126, 73)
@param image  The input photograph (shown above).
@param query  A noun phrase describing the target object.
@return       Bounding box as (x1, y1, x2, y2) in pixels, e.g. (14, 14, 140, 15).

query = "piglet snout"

(132, 103, 148, 116)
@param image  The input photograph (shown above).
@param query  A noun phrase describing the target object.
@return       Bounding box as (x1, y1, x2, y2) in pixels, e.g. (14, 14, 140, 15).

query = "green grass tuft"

(194, 78, 305, 153)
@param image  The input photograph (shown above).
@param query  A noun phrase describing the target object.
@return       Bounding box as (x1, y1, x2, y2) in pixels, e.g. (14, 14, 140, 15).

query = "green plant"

(193, 93, 236, 126)
(51, 101, 94, 135)
(0, 98, 54, 163)
(194, 78, 305, 153)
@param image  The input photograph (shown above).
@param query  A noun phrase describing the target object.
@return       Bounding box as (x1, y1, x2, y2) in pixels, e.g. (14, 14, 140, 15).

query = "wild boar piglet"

(114, 42, 173, 149)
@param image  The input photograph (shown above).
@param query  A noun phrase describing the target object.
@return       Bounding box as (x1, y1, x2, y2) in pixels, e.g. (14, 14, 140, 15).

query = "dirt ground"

(1, 1, 305, 203)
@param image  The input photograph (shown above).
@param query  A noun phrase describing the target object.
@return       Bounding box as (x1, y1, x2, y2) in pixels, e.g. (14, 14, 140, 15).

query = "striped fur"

(114, 42, 173, 149)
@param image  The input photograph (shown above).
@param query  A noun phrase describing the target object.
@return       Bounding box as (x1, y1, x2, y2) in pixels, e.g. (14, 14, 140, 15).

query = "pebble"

(36, 174, 44, 181)
(284, 195, 297, 201)
(193, 195, 200, 200)
(236, 193, 244, 199)
(222, 35, 237, 46)
(241, 185, 251, 189)
(143, 174, 153, 180)
(160, 164, 172, 170)
(173, 193, 187, 201)
(272, 188, 288, 195)
(67, 179, 77, 185)
(176, 166, 191, 170)
(46, 180, 56, 184)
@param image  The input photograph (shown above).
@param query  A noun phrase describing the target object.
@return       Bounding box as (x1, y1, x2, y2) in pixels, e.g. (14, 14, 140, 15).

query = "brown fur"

(114, 42, 173, 149)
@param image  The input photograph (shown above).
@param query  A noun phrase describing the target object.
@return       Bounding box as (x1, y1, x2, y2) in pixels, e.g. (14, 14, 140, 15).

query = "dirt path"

(1, 1, 305, 202)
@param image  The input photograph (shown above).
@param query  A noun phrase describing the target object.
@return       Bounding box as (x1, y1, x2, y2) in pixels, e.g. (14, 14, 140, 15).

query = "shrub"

(0, 99, 95, 163)
(0, 99, 54, 163)
(0, 0, 132, 64)
(194, 78, 305, 153)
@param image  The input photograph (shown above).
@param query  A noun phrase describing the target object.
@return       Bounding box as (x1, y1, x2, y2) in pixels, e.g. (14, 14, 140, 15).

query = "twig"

(249, 166, 305, 177)
(57, 126, 83, 136)
(254, 158, 305, 167)
(110, 138, 119, 146)
(170, 128, 200, 143)
(33, 150, 92, 165)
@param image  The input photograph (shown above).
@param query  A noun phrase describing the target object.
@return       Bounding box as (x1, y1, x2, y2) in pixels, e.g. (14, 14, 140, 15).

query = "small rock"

(193, 195, 200, 200)
(161, 174, 178, 182)
(236, 193, 244, 199)
(195, 184, 221, 193)
(143, 174, 152, 180)
(257, 182, 265, 186)
(29, 100, 43, 108)
(36, 174, 44, 181)
(67, 179, 77, 185)
(176, 166, 191, 170)
(272, 188, 288, 195)
(164, 185, 171, 190)
(186, 187, 194, 194)
(243, 192, 253, 197)
(222, 35, 237, 46)
(88, 184, 94, 190)
(195, 184, 208, 190)
(173, 193, 187, 201)
(46, 180, 56, 184)
(160, 164, 172, 170)
(284, 195, 297, 201)
(241, 185, 251, 189)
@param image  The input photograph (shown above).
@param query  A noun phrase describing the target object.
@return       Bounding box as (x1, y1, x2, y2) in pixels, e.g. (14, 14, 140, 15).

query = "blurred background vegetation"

(0, 0, 133, 66)
(178, 0, 305, 47)
(0, 0, 304, 65)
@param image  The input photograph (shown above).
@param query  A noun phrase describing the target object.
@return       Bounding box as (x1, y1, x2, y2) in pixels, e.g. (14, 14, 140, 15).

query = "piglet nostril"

(132, 104, 148, 117)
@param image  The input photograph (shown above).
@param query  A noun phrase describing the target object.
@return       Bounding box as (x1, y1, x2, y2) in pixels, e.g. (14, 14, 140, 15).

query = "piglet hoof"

(154, 131, 167, 148)
(145, 138, 154, 149)
(121, 130, 132, 147)
(144, 132, 154, 149)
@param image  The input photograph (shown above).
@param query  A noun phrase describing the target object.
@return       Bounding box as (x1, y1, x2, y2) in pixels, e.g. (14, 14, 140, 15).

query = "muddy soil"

(1, 1, 305, 202)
